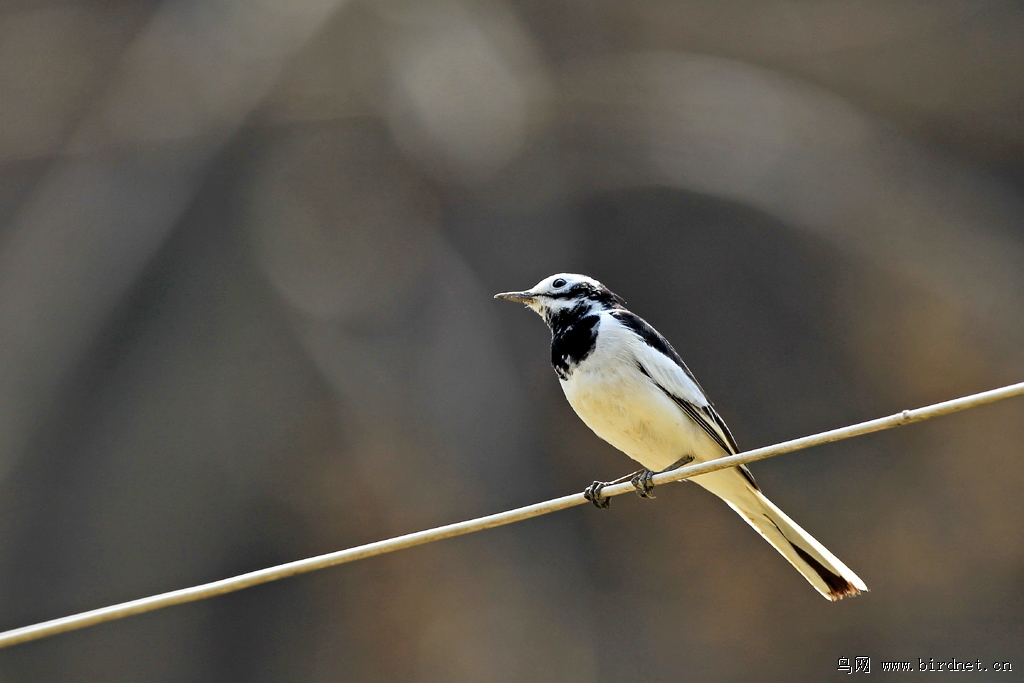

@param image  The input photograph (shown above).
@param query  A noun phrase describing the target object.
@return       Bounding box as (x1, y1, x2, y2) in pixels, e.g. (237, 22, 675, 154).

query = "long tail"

(695, 470, 867, 601)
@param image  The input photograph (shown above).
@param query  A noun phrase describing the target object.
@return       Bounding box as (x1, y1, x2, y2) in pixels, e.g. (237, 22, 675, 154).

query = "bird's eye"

(552, 278, 567, 288)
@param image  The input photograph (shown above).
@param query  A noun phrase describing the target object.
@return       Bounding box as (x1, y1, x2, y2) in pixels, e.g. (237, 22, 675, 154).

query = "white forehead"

(531, 273, 600, 291)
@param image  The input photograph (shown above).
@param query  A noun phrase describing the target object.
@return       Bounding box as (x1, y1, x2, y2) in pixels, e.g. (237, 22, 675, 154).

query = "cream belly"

(560, 359, 715, 473)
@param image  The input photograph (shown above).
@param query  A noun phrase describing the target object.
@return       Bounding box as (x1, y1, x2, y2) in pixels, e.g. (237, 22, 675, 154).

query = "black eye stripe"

(542, 282, 624, 307)
(546, 283, 592, 299)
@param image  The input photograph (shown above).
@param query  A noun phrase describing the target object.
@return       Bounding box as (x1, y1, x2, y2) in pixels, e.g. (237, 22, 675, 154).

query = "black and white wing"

(611, 310, 757, 485)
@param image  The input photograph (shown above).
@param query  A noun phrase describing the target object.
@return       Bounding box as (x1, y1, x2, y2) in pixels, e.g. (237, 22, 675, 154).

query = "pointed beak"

(494, 290, 537, 304)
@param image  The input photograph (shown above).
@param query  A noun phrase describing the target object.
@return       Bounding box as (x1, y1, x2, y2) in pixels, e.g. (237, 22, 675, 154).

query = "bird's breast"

(560, 352, 707, 472)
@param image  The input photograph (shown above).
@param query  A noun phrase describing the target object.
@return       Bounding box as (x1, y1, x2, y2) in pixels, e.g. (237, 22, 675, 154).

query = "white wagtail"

(495, 273, 866, 601)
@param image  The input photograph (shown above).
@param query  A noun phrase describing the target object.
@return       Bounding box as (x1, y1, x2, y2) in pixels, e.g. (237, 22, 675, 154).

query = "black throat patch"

(547, 303, 600, 379)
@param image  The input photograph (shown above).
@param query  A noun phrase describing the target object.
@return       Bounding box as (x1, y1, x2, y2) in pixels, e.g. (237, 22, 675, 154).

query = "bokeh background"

(0, 0, 1022, 680)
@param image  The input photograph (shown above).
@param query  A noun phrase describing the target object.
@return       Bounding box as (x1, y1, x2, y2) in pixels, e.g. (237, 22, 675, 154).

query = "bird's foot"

(583, 481, 612, 509)
(631, 469, 656, 498)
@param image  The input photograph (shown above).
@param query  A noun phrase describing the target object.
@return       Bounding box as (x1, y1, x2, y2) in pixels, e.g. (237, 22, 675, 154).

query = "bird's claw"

(584, 481, 611, 509)
(584, 466, 663, 507)
(631, 469, 656, 498)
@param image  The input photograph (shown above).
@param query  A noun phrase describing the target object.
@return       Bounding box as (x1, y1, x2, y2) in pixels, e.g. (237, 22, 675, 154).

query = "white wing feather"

(623, 325, 739, 456)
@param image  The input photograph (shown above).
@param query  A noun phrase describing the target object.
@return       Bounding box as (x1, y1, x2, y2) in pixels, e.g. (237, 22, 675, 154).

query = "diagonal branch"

(1, 380, 1022, 649)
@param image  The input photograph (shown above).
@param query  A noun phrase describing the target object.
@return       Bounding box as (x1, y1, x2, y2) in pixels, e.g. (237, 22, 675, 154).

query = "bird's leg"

(630, 455, 695, 500)
(663, 454, 695, 471)
(583, 470, 642, 509)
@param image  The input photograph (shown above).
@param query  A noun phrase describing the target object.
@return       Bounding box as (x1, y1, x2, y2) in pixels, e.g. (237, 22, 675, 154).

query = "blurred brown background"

(0, 0, 1022, 681)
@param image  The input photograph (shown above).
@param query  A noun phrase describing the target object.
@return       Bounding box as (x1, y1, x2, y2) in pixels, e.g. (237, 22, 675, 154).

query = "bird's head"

(494, 273, 625, 323)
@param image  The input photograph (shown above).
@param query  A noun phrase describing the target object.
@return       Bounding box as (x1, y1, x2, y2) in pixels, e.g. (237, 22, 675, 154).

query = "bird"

(495, 273, 866, 601)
